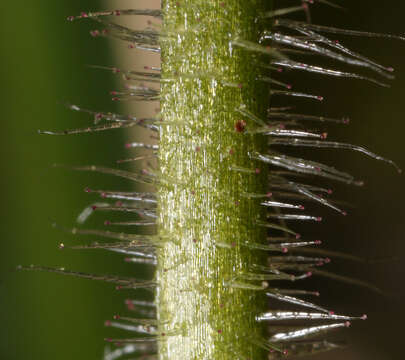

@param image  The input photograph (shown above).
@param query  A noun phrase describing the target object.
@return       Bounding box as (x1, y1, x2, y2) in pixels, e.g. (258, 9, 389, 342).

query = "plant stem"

(157, 1, 271, 358)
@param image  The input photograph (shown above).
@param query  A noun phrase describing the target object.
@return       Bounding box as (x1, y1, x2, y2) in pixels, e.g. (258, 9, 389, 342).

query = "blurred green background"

(0, 1, 404, 360)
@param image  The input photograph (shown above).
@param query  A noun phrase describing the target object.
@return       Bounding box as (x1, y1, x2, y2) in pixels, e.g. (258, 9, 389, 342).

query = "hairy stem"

(157, 1, 271, 359)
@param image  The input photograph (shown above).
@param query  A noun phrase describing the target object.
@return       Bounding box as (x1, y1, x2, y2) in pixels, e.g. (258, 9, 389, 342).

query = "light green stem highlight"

(157, 1, 271, 359)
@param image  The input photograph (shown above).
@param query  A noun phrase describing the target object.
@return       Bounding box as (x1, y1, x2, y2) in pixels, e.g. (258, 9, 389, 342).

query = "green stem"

(157, 1, 271, 359)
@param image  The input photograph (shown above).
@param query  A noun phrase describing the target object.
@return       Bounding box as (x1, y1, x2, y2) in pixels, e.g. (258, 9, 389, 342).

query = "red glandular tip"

(282, 247, 288, 253)
(316, 216, 322, 222)
(104, 320, 111, 327)
(362, 314, 368, 320)
(84, 187, 92, 193)
(345, 321, 351, 327)
(314, 240, 322, 245)
(113, 315, 120, 320)
(125, 299, 135, 311)
(58, 243, 65, 250)
(91, 205, 97, 211)
(234, 120, 246, 133)
(295, 234, 301, 240)
(104, 220, 111, 226)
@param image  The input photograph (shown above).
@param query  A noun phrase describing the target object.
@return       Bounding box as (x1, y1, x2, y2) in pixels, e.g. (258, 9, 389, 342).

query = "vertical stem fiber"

(158, 1, 271, 359)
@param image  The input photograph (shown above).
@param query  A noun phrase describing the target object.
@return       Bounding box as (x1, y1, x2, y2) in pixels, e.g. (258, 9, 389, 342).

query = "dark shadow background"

(0, 1, 404, 359)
